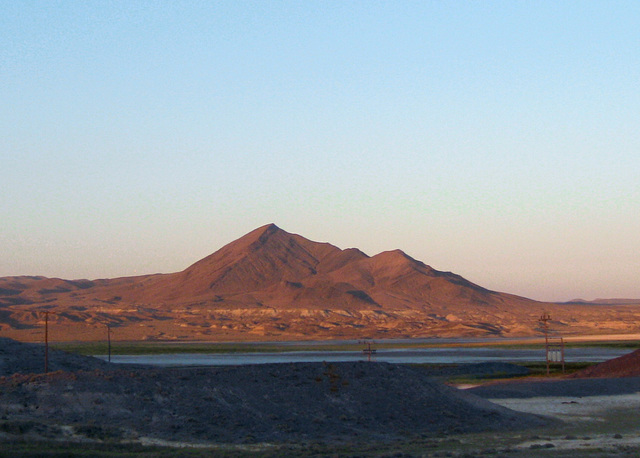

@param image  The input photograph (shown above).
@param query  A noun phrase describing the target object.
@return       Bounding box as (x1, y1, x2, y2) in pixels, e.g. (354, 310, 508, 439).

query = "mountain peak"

(177, 224, 345, 295)
(209, 223, 287, 257)
(242, 223, 282, 243)
(257, 222, 281, 233)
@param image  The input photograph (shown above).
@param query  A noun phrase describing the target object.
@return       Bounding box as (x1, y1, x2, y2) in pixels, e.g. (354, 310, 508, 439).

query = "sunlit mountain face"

(2, 224, 640, 342)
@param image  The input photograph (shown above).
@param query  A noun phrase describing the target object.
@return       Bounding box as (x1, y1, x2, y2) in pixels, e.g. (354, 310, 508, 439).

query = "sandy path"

(491, 393, 640, 422)
(490, 392, 640, 453)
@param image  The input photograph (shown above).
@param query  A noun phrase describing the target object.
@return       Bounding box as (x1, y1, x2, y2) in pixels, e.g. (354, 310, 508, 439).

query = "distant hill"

(2, 224, 640, 342)
(562, 298, 640, 306)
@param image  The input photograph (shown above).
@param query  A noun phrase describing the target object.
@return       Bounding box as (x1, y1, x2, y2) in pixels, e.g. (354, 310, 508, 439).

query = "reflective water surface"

(97, 345, 633, 366)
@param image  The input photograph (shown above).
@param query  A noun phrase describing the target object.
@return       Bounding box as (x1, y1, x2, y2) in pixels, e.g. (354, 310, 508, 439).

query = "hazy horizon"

(2, 2, 639, 303)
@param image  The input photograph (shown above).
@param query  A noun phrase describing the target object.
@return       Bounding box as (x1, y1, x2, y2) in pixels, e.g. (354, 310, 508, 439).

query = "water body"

(98, 347, 633, 367)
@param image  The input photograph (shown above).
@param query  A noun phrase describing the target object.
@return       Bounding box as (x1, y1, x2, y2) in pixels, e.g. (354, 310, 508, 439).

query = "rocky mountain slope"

(2, 224, 640, 342)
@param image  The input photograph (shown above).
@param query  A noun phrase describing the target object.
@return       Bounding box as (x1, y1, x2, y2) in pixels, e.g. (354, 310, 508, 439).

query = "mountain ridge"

(2, 224, 640, 342)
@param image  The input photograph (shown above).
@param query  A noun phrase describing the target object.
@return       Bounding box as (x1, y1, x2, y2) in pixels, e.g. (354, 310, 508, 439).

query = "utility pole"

(43, 311, 50, 374)
(359, 340, 376, 362)
(539, 312, 551, 375)
(107, 324, 111, 362)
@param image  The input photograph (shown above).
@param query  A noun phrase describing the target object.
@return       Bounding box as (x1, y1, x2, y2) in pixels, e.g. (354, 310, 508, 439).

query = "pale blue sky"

(2, 1, 639, 302)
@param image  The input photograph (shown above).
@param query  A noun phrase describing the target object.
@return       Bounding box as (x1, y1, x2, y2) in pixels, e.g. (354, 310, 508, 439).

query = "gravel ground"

(469, 376, 640, 399)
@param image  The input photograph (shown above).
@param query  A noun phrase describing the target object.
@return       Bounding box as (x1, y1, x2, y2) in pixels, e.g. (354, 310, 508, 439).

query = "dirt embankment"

(569, 348, 640, 379)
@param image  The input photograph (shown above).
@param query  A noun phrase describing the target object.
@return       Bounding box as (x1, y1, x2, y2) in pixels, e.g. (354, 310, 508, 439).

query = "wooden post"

(107, 324, 111, 362)
(360, 340, 376, 362)
(44, 311, 49, 374)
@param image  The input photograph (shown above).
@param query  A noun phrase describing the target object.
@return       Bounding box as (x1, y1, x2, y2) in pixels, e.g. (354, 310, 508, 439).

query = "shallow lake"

(97, 346, 633, 366)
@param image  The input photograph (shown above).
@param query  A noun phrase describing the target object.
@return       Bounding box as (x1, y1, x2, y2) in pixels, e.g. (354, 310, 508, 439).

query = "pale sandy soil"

(492, 393, 640, 422)
(486, 390, 640, 455)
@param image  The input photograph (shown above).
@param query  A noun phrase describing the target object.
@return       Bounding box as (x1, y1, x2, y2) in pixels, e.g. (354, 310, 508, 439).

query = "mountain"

(2, 224, 640, 342)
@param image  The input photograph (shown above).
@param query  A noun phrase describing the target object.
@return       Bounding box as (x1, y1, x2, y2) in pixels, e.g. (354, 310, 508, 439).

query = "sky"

(1, 1, 639, 302)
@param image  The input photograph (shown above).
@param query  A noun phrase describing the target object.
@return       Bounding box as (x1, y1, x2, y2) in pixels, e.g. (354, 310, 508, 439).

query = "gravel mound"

(0, 337, 115, 376)
(569, 348, 640, 378)
(0, 362, 552, 444)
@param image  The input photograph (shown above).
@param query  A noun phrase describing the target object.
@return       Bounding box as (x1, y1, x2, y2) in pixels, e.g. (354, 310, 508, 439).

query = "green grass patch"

(52, 339, 503, 356)
(520, 361, 596, 377)
(408, 361, 598, 384)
